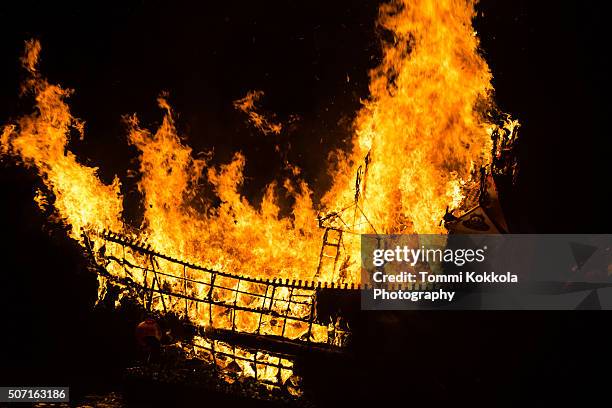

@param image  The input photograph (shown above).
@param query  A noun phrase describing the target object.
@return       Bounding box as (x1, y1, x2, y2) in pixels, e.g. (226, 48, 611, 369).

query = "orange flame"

(315, 0, 502, 273)
(233, 90, 282, 136)
(1, 40, 123, 239)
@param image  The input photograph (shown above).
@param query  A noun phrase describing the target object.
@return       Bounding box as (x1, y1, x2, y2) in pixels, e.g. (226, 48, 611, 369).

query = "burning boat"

(1, 0, 518, 403)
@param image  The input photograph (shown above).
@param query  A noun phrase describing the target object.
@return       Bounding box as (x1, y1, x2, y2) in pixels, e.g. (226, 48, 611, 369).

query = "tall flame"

(323, 0, 494, 234)
(1, 40, 123, 239)
(2, 0, 510, 285)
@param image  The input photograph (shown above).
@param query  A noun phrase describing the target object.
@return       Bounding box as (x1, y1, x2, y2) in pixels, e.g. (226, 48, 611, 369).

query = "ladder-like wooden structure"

(314, 227, 343, 281)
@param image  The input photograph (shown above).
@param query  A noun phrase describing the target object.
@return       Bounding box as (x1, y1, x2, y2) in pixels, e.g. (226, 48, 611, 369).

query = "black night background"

(1, 1, 611, 406)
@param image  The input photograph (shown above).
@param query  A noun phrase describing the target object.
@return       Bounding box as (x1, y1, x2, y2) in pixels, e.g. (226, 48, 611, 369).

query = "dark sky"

(1, 0, 611, 403)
